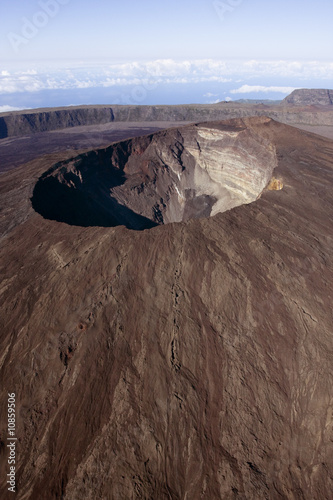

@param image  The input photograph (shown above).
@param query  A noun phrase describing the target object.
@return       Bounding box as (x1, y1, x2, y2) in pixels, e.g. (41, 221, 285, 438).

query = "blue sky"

(0, 0, 333, 110)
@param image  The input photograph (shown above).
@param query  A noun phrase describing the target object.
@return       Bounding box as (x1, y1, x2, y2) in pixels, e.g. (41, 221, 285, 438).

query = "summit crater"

(32, 117, 278, 230)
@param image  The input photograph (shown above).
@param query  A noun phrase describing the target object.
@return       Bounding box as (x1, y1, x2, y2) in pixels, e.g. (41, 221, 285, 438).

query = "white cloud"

(0, 59, 332, 96)
(206, 98, 221, 104)
(0, 60, 232, 94)
(0, 105, 25, 113)
(240, 60, 333, 79)
(230, 85, 298, 94)
(20, 69, 37, 75)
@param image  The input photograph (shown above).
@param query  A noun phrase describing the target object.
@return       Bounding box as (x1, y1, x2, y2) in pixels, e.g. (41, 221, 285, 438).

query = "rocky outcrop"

(281, 88, 333, 106)
(0, 117, 333, 499)
(32, 118, 277, 229)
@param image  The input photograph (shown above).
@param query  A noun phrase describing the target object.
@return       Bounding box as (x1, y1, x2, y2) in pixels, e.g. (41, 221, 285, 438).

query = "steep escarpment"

(31, 118, 277, 229)
(0, 117, 333, 499)
(1, 100, 333, 140)
(0, 104, 258, 138)
(0, 106, 114, 139)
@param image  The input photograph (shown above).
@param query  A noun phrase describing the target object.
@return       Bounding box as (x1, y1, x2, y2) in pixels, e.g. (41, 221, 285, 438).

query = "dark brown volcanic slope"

(1, 117, 333, 499)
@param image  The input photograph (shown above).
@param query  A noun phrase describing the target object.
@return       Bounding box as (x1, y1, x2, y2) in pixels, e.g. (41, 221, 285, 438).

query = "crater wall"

(32, 118, 278, 229)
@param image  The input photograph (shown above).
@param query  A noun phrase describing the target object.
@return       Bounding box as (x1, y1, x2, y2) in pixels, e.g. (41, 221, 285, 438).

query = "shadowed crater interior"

(31, 119, 278, 230)
(32, 155, 157, 230)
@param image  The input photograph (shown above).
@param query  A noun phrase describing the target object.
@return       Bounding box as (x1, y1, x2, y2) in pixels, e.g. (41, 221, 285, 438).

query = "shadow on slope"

(31, 163, 157, 231)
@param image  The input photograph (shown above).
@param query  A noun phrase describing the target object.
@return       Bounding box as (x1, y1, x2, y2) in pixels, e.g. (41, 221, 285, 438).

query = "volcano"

(0, 116, 333, 499)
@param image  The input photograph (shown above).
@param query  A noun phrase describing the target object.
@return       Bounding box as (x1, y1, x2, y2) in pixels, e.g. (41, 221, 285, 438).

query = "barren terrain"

(0, 100, 333, 499)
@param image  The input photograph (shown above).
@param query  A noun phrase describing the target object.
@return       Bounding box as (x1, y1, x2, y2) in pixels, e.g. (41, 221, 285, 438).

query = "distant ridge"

(1, 93, 333, 139)
(282, 88, 333, 106)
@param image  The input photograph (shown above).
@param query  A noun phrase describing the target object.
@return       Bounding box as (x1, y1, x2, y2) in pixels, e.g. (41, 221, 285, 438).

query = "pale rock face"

(183, 126, 277, 218)
(32, 119, 278, 229)
(158, 128, 275, 223)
